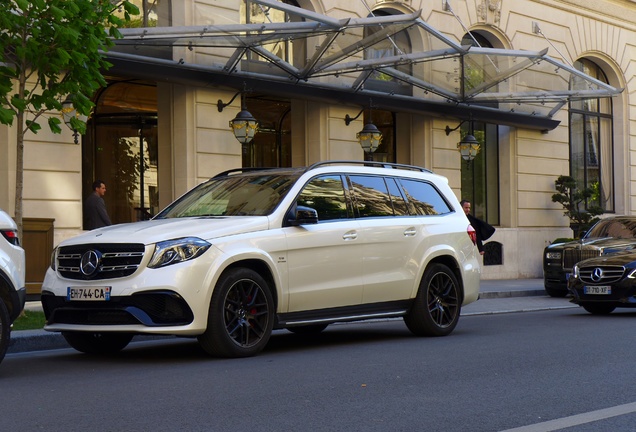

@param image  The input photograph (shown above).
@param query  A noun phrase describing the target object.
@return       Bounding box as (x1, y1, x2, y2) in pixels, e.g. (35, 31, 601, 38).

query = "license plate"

(584, 286, 611, 295)
(67, 286, 111, 301)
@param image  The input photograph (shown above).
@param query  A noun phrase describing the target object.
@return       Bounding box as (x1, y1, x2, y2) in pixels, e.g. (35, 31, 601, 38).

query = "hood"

(577, 250, 636, 267)
(546, 237, 636, 251)
(60, 216, 271, 246)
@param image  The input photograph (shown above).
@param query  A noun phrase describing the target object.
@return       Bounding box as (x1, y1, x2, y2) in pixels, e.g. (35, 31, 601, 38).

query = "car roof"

(213, 160, 436, 180)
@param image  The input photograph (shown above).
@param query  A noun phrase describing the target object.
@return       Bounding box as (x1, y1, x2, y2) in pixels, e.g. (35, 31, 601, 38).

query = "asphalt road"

(3, 306, 636, 432)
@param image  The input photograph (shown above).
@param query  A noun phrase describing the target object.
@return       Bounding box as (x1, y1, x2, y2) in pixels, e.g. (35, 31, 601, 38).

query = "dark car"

(543, 216, 636, 297)
(568, 250, 636, 314)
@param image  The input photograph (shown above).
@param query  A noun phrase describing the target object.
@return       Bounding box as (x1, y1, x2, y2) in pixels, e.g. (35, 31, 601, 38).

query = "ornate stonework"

(477, 0, 501, 25)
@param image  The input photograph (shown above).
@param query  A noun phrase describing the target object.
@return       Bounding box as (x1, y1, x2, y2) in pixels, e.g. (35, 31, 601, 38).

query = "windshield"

(155, 173, 299, 218)
(585, 218, 636, 239)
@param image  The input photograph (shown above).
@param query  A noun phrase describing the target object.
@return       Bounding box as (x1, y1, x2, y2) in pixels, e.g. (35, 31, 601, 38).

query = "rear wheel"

(62, 332, 133, 354)
(404, 263, 461, 337)
(0, 299, 10, 364)
(198, 268, 274, 358)
(582, 303, 616, 315)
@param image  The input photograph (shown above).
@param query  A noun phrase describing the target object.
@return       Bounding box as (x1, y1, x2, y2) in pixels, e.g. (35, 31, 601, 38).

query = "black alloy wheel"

(198, 268, 274, 358)
(404, 263, 461, 337)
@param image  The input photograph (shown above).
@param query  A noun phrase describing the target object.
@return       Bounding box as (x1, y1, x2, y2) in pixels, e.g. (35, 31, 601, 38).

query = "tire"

(404, 263, 461, 337)
(0, 299, 10, 364)
(286, 324, 329, 334)
(582, 303, 616, 315)
(62, 332, 133, 354)
(545, 286, 568, 298)
(198, 268, 274, 358)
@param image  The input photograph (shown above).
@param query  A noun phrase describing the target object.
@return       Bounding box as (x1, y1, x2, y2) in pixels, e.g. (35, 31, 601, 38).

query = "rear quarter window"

(398, 178, 452, 215)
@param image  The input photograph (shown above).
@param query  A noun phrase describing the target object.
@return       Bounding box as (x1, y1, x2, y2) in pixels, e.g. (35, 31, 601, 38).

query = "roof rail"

(305, 160, 433, 174)
(213, 167, 277, 178)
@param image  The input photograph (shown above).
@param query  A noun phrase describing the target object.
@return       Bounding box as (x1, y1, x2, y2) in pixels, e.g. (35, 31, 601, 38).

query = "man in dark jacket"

(461, 199, 495, 255)
(85, 180, 112, 230)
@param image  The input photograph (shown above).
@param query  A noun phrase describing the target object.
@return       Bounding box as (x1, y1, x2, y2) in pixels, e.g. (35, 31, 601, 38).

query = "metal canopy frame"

(108, 0, 622, 131)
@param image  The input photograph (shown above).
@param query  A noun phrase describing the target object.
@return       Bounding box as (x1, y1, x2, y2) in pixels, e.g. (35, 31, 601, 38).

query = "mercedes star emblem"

(591, 267, 604, 282)
(80, 250, 101, 276)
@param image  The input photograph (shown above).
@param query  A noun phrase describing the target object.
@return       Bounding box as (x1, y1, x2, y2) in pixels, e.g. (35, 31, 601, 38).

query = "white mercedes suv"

(42, 161, 481, 358)
(0, 209, 26, 363)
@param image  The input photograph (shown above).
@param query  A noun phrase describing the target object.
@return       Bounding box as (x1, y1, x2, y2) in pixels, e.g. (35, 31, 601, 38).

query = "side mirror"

(287, 205, 318, 226)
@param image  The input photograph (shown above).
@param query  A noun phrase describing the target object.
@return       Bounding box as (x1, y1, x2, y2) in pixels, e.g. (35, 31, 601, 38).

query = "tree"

(0, 0, 139, 238)
(552, 175, 604, 238)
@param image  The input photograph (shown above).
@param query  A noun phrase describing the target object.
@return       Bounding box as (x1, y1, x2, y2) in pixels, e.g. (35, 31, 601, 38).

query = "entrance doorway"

(82, 81, 158, 227)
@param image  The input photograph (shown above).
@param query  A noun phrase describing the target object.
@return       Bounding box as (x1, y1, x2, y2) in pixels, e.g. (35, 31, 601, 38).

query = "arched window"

(459, 32, 499, 225)
(569, 59, 614, 212)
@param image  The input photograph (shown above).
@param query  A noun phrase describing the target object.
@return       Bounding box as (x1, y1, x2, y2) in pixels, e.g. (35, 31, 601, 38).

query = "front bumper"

(41, 290, 194, 328)
(569, 280, 636, 307)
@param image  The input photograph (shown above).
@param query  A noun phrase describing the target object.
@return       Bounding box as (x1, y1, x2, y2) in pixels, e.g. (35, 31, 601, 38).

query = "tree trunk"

(15, 109, 24, 242)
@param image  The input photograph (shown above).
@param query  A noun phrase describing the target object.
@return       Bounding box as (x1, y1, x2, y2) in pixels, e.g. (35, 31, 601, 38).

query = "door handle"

(404, 227, 417, 237)
(343, 231, 358, 240)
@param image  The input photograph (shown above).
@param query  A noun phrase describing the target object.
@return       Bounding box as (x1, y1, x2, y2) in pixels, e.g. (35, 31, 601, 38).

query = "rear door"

(349, 175, 420, 303)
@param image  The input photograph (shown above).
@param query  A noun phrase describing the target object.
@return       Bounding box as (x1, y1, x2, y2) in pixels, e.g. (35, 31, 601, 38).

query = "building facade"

(1, 0, 634, 282)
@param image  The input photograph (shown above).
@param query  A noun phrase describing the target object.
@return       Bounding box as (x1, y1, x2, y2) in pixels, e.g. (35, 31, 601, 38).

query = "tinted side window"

(398, 179, 451, 215)
(297, 175, 349, 221)
(349, 175, 394, 217)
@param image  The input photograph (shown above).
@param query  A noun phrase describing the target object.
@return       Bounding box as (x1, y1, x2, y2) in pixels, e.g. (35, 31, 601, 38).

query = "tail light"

(1, 229, 20, 246)
(467, 224, 477, 245)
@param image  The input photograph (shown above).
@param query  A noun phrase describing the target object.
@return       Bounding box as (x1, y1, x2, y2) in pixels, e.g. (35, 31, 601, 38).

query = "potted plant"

(551, 175, 604, 238)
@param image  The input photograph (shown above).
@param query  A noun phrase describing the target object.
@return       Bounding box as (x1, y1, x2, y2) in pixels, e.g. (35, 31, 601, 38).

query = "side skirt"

(275, 300, 412, 329)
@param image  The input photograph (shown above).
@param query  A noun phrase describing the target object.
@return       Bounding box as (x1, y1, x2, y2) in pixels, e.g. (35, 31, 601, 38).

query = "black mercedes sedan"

(543, 216, 636, 297)
(568, 250, 636, 315)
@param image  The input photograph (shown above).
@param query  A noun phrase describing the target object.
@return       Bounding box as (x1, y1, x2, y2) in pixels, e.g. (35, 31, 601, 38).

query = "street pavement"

(9, 278, 577, 354)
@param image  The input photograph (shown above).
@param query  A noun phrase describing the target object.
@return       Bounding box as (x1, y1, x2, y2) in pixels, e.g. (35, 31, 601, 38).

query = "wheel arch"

(421, 255, 465, 304)
(216, 259, 279, 311)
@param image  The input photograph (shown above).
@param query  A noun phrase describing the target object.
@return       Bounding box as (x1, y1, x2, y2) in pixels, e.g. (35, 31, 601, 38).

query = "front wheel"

(0, 299, 10, 364)
(582, 303, 616, 315)
(62, 332, 133, 354)
(198, 268, 274, 358)
(404, 263, 461, 337)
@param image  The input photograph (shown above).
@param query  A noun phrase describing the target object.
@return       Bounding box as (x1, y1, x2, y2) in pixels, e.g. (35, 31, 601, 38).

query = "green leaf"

(25, 120, 42, 134)
(0, 107, 15, 125)
(48, 117, 62, 134)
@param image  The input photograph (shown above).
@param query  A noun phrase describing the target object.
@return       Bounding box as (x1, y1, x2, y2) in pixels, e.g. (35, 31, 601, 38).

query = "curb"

(8, 330, 68, 353)
(479, 289, 546, 299)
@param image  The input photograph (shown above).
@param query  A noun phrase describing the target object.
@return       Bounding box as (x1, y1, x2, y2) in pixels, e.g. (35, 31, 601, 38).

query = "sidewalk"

(8, 278, 577, 354)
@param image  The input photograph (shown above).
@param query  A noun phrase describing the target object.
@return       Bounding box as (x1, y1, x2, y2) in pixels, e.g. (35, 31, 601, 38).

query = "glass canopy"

(109, 0, 621, 130)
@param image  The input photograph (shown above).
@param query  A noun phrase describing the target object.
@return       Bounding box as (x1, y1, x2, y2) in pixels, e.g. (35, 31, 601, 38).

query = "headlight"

(572, 264, 579, 279)
(627, 269, 636, 279)
(148, 237, 211, 269)
(546, 251, 562, 260)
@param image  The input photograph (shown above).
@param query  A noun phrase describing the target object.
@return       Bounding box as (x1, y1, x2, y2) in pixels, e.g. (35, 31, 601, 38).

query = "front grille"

(57, 243, 145, 280)
(578, 265, 625, 284)
(41, 291, 194, 327)
(563, 249, 601, 270)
